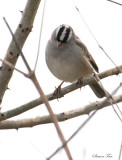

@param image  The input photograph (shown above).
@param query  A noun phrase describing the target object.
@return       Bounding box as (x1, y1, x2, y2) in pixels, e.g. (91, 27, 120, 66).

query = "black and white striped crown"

(56, 24, 72, 43)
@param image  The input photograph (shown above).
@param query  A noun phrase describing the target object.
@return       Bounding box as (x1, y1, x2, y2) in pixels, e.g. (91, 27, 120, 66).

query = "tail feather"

(89, 81, 106, 98)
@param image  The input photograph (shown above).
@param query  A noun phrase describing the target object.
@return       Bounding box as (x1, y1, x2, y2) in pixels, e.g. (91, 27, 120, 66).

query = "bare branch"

(93, 72, 122, 121)
(0, 65, 122, 121)
(107, 0, 122, 6)
(119, 141, 122, 160)
(4, 5, 73, 159)
(0, 94, 122, 129)
(30, 74, 73, 160)
(3, 17, 31, 72)
(0, 0, 41, 103)
(34, 0, 47, 71)
(0, 58, 28, 77)
(47, 83, 122, 159)
(73, 1, 121, 70)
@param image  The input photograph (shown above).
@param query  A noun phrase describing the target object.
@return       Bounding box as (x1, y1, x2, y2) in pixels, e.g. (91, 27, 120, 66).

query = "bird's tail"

(89, 81, 106, 98)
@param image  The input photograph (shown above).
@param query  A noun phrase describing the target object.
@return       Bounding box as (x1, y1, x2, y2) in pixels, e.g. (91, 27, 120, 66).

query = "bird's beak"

(57, 42, 62, 48)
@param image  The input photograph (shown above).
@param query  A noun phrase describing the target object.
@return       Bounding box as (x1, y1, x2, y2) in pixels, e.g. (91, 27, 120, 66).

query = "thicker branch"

(0, 0, 41, 103)
(0, 94, 121, 129)
(0, 65, 121, 121)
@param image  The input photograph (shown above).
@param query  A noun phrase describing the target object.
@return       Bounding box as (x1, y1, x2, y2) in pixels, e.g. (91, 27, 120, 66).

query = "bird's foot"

(53, 86, 62, 99)
(76, 77, 83, 88)
(53, 81, 64, 99)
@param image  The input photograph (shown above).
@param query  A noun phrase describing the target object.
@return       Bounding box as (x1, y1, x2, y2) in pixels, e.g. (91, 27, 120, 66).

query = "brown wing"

(75, 36, 99, 73)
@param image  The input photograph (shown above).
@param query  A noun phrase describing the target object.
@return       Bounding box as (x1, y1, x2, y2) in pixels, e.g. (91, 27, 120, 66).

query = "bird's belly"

(46, 52, 93, 82)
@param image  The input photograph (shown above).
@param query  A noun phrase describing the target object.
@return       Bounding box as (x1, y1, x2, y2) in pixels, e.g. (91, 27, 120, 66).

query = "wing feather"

(75, 36, 99, 73)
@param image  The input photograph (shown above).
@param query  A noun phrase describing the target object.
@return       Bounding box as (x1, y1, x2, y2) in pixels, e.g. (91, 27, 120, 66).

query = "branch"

(0, 65, 122, 121)
(0, 0, 41, 103)
(0, 94, 121, 129)
(107, 0, 122, 6)
(4, 8, 73, 160)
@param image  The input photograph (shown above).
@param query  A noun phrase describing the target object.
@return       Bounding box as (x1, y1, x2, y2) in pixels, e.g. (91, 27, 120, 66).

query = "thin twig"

(107, 0, 122, 6)
(3, 17, 32, 73)
(110, 83, 122, 116)
(73, 1, 122, 120)
(0, 65, 122, 121)
(0, 58, 28, 77)
(47, 84, 122, 159)
(119, 141, 122, 160)
(94, 72, 122, 121)
(31, 73, 73, 160)
(47, 110, 97, 160)
(73, 0, 121, 72)
(3, 17, 73, 160)
(34, 0, 46, 71)
(98, 45, 120, 69)
(0, 94, 122, 129)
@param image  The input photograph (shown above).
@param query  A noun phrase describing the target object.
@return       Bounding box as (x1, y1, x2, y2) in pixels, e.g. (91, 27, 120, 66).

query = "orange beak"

(57, 42, 62, 48)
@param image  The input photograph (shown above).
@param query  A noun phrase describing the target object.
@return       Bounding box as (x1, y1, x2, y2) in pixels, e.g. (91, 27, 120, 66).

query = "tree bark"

(0, 0, 41, 103)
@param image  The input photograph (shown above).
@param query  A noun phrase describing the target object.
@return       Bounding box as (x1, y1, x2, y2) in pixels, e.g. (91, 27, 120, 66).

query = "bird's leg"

(53, 81, 64, 98)
(76, 77, 83, 87)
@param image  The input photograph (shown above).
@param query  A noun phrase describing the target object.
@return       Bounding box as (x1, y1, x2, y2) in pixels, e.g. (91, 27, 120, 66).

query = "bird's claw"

(53, 86, 62, 99)
(76, 77, 83, 87)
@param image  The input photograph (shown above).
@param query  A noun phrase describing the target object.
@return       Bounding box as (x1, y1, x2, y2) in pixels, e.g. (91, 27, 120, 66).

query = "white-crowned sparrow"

(45, 24, 106, 98)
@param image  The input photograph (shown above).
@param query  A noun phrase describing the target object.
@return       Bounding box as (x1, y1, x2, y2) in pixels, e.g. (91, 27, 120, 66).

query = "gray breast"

(45, 40, 93, 82)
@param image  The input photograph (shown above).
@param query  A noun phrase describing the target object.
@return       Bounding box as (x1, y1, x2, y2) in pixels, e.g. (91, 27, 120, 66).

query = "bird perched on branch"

(45, 24, 106, 98)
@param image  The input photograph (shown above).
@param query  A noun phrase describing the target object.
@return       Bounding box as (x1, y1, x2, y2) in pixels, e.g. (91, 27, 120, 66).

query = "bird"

(45, 24, 106, 98)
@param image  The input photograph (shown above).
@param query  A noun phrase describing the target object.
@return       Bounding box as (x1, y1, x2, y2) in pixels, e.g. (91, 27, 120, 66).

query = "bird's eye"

(56, 25, 72, 43)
